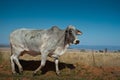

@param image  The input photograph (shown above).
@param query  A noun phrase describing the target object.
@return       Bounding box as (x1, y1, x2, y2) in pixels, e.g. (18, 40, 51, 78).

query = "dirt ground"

(0, 48, 120, 80)
(0, 60, 120, 80)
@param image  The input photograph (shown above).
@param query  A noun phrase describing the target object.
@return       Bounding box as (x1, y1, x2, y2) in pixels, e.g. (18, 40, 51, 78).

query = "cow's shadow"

(15, 59, 75, 74)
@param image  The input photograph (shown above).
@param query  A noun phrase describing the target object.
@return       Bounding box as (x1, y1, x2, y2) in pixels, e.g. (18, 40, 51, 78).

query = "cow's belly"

(20, 50, 41, 57)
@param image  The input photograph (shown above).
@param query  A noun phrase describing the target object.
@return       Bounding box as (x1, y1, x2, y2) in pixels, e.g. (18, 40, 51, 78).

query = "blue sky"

(0, 0, 120, 46)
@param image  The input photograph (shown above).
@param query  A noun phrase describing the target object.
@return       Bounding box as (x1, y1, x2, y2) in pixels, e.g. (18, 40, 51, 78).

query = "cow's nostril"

(76, 40, 79, 44)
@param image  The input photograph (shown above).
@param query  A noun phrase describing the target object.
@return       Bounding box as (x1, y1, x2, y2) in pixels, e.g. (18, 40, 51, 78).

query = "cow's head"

(65, 25, 82, 45)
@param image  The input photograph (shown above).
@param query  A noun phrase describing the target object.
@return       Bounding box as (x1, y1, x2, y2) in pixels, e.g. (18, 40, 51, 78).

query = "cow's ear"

(65, 29, 69, 40)
(64, 29, 70, 46)
(76, 29, 82, 35)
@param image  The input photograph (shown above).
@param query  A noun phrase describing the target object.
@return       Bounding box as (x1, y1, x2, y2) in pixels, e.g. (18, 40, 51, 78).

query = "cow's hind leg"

(33, 54, 47, 75)
(13, 53, 23, 74)
(10, 55, 16, 74)
(11, 48, 23, 74)
(11, 54, 23, 74)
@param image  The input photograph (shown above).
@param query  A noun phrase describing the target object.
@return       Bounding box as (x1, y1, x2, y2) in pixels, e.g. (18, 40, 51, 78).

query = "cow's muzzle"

(74, 40, 80, 45)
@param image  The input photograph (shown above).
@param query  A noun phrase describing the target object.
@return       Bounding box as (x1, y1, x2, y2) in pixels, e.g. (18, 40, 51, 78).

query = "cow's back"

(10, 28, 33, 45)
(10, 28, 45, 51)
(10, 27, 65, 53)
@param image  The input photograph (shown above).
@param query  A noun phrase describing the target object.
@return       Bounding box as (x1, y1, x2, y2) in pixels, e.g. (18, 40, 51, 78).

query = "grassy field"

(0, 48, 120, 80)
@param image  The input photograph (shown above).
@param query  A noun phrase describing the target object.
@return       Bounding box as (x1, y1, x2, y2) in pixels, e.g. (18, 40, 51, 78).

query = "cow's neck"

(56, 30, 70, 49)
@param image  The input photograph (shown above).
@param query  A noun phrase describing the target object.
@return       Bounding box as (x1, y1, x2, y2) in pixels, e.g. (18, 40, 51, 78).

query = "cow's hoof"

(33, 72, 39, 76)
(56, 71, 60, 76)
(19, 71, 23, 75)
(33, 73, 36, 76)
(12, 73, 20, 76)
(33, 71, 42, 76)
(19, 68, 23, 73)
(33, 70, 37, 75)
(12, 71, 17, 74)
(33, 73, 40, 76)
(12, 73, 16, 76)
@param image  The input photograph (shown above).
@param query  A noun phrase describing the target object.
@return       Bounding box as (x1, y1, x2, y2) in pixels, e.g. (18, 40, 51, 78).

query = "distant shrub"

(118, 50, 120, 52)
(0, 52, 3, 63)
(113, 51, 117, 53)
(99, 50, 104, 53)
(80, 49, 86, 52)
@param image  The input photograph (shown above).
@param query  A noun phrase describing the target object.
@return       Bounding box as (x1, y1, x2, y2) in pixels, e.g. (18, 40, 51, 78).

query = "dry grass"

(1, 48, 120, 67)
(60, 49, 120, 67)
(0, 48, 120, 80)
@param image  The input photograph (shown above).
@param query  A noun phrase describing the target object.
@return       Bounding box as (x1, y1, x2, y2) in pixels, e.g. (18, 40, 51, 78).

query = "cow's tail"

(10, 42, 13, 56)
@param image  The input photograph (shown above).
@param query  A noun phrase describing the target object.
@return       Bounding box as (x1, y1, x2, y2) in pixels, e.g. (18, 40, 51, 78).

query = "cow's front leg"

(33, 54, 47, 75)
(54, 58, 60, 75)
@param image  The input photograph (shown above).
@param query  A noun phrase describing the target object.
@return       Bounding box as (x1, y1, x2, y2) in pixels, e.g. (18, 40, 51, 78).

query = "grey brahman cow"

(10, 25, 82, 75)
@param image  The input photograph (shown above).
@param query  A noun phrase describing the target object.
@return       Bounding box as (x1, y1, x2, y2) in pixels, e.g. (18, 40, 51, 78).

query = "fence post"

(92, 49, 96, 66)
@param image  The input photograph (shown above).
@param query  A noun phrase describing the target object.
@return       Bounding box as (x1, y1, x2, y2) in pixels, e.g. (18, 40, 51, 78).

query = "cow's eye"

(69, 30, 72, 34)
